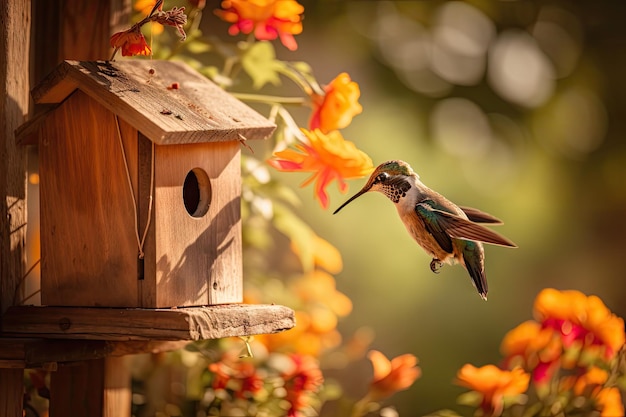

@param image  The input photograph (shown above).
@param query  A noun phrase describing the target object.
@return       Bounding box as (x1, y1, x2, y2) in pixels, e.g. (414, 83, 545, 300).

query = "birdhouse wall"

(141, 140, 243, 308)
(40, 90, 140, 307)
(39, 89, 243, 308)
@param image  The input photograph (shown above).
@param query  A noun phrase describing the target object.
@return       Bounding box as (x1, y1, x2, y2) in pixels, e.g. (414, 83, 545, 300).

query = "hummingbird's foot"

(430, 259, 443, 274)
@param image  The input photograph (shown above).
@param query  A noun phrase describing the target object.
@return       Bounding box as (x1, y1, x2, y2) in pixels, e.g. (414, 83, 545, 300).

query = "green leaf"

(319, 378, 343, 402)
(241, 41, 285, 89)
(185, 39, 211, 54)
(290, 61, 313, 75)
(457, 391, 481, 407)
(272, 202, 315, 272)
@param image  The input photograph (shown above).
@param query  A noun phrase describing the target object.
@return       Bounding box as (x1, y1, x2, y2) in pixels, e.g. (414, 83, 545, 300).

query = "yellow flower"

(310, 73, 363, 133)
(215, 0, 304, 51)
(366, 350, 421, 401)
(534, 288, 625, 359)
(268, 129, 373, 209)
(456, 364, 529, 417)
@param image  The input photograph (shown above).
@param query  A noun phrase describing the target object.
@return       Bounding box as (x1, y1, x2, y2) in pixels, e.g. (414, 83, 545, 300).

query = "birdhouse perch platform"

(2, 304, 295, 341)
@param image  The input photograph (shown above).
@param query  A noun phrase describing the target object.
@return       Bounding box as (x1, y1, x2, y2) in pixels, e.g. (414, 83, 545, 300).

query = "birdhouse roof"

(28, 60, 276, 145)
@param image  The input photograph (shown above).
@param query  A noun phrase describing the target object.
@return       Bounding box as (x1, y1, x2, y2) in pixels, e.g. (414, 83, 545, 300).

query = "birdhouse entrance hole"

(183, 168, 211, 218)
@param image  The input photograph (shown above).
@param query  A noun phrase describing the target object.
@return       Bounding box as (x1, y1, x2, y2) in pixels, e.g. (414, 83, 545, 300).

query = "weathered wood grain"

(151, 141, 242, 307)
(32, 60, 276, 145)
(39, 90, 140, 307)
(50, 359, 105, 417)
(0, 338, 190, 368)
(1, 0, 30, 415)
(3, 304, 296, 341)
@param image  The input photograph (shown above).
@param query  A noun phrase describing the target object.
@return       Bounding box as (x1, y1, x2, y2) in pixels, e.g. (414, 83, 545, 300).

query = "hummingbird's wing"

(416, 203, 517, 248)
(458, 206, 503, 224)
(414, 202, 455, 253)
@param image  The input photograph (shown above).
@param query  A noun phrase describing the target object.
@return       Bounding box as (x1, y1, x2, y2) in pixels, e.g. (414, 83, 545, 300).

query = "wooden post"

(104, 356, 131, 417)
(49, 360, 105, 416)
(0, 0, 30, 416)
(31, 2, 133, 417)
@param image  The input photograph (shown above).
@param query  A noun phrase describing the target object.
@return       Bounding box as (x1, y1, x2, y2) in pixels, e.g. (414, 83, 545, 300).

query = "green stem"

(350, 394, 377, 417)
(276, 65, 318, 95)
(230, 92, 307, 106)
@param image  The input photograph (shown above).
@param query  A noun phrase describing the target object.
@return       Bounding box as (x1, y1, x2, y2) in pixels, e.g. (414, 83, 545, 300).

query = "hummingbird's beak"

(332, 185, 371, 214)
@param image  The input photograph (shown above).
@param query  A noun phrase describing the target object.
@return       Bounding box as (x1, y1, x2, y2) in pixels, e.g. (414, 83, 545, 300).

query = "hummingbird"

(333, 160, 516, 300)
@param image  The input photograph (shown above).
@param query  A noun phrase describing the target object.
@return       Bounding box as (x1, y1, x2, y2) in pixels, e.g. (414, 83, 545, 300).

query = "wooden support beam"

(0, 338, 191, 368)
(3, 304, 296, 341)
(1, 0, 30, 416)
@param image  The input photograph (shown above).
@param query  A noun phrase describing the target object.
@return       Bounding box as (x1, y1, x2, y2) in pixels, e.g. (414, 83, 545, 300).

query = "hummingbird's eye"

(375, 172, 389, 183)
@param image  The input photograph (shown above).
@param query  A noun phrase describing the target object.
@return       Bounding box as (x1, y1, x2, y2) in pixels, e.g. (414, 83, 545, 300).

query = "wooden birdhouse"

(25, 60, 275, 309)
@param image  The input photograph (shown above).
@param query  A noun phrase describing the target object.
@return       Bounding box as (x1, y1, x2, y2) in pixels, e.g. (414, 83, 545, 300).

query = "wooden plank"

(0, 338, 189, 368)
(1, 0, 30, 321)
(1, 0, 30, 415)
(0, 368, 23, 416)
(32, 60, 276, 145)
(152, 142, 242, 307)
(50, 359, 104, 416)
(3, 304, 295, 340)
(39, 90, 139, 307)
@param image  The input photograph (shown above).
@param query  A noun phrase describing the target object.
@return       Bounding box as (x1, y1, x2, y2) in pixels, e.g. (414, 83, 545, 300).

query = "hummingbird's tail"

(461, 242, 488, 301)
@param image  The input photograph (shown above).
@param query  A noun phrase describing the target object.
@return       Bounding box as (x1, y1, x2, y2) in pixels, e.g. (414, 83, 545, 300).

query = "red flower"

(110, 26, 151, 57)
(534, 288, 625, 360)
(208, 353, 264, 399)
(215, 0, 304, 51)
(282, 354, 324, 416)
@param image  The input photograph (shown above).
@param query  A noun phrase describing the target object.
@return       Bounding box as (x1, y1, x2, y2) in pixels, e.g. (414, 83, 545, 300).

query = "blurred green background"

(246, 0, 626, 414)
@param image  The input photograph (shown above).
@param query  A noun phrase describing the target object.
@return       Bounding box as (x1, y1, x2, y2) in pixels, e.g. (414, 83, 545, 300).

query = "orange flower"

(268, 129, 373, 209)
(134, 0, 164, 34)
(253, 271, 350, 356)
(310, 73, 363, 133)
(456, 364, 529, 417)
(215, 0, 304, 51)
(534, 288, 625, 359)
(367, 350, 421, 401)
(291, 233, 343, 274)
(134, 0, 162, 14)
(110, 27, 152, 57)
(596, 387, 625, 417)
(291, 270, 352, 318)
(561, 367, 625, 416)
(500, 320, 561, 384)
